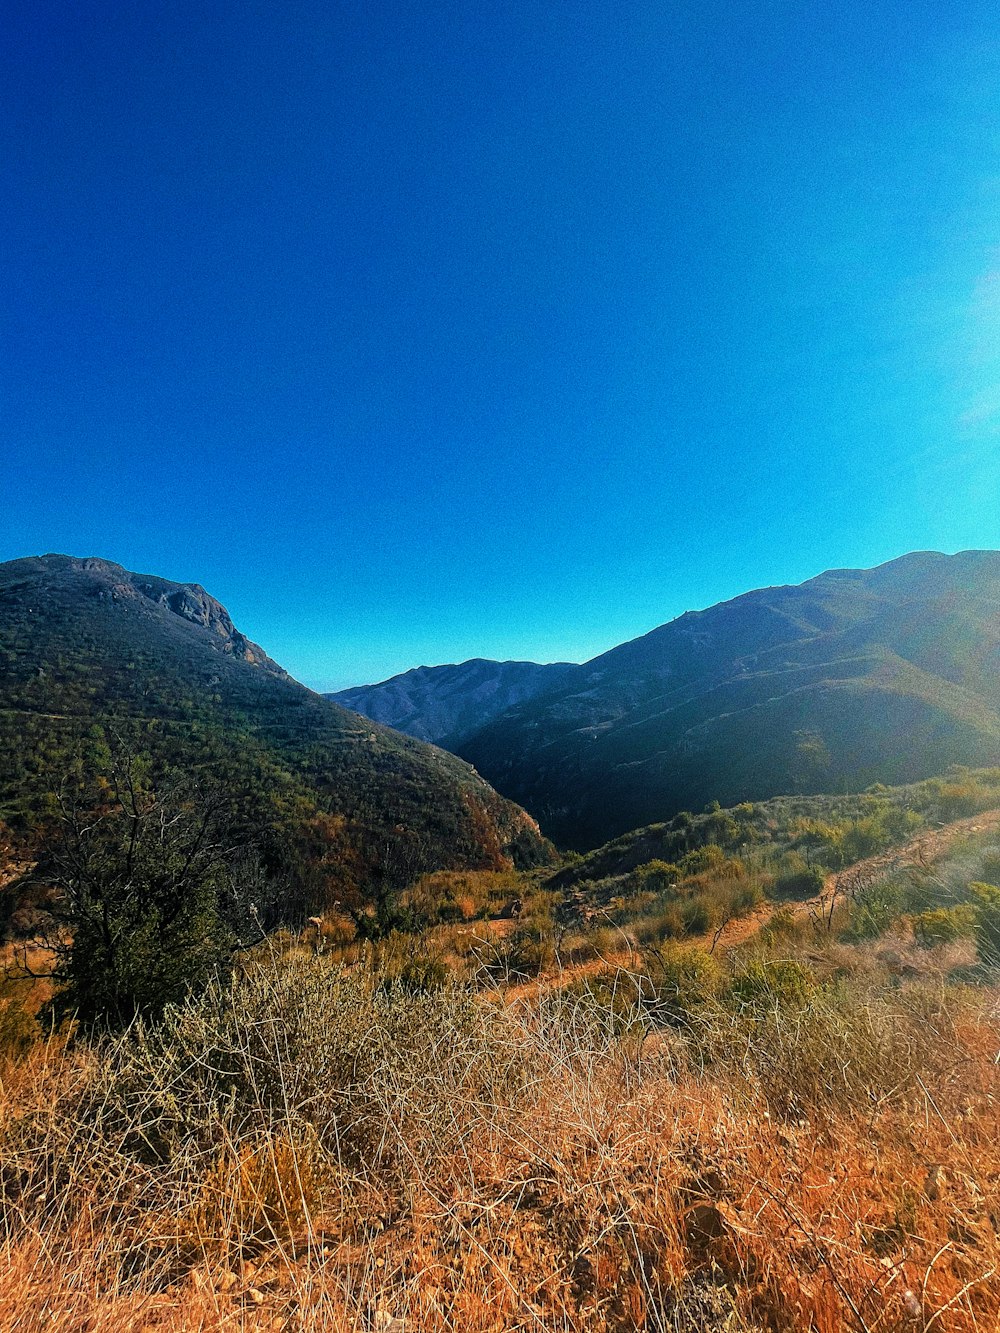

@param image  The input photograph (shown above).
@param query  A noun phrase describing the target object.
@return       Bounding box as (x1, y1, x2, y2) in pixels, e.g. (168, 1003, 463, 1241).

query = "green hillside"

(458, 551, 1000, 848)
(0, 556, 552, 914)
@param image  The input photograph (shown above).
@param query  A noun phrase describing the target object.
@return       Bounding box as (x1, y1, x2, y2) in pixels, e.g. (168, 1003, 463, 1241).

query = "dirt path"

(507, 808, 1000, 998)
(711, 806, 1000, 950)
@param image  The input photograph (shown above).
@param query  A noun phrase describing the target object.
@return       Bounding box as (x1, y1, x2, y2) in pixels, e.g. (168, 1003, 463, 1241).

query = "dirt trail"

(508, 808, 1000, 998)
(710, 806, 1000, 951)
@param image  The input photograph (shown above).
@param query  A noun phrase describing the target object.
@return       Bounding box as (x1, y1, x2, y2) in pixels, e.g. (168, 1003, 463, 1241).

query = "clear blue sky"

(4, 1, 1000, 690)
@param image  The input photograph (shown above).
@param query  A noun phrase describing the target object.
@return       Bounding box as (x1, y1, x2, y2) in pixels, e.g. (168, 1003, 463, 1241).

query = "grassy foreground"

(2, 782, 1000, 1331)
(1, 930, 998, 1332)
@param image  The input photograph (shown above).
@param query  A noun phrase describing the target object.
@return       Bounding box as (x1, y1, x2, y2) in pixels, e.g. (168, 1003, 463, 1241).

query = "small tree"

(26, 749, 268, 1029)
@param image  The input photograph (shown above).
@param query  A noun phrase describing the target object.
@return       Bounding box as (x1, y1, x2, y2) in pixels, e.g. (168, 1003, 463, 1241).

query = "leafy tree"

(24, 749, 269, 1029)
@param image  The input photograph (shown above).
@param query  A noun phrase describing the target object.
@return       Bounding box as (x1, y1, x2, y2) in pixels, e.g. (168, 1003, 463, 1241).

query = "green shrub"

(646, 943, 722, 1021)
(681, 895, 716, 935)
(911, 906, 976, 948)
(561, 968, 650, 1036)
(677, 844, 726, 876)
(706, 982, 956, 1118)
(730, 959, 814, 1010)
(632, 903, 684, 943)
(34, 751, 271, 1030)
(728, 879, 765, 914)
(758, 906, 798, 943)
(841, 876, 906, 941)
(969, 882, 1000, 963)
(397, 955, 450, 992)
(773, 864, 825, 899)
(496, 924, 555, 977)
(934, 782, 983, 822)
(365, 931, 449, 990)
(634, 859, 678, 893)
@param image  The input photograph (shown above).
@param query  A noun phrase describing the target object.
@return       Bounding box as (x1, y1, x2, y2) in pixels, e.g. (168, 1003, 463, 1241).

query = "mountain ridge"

(0, 554, 552, 909)
(456, 550, 1000, 846)
(333, 551, 1000, 849)
(329, 657, 575, 745)
(10, 553, 288, 674)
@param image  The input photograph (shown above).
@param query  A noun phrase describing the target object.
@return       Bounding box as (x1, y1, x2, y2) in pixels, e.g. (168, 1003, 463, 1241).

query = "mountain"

(455, 551, 1000, 849)
(329, 658, 575, 745)
(0, 556, 551, 910)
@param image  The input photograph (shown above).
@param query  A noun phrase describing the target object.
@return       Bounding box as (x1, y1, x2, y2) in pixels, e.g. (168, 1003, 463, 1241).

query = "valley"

(340, 551, 1000, 849)
(0, 551, 998, 1332)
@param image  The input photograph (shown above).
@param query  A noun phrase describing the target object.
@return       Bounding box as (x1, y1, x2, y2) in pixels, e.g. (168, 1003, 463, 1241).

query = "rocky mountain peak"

(21, 555, 283, 672)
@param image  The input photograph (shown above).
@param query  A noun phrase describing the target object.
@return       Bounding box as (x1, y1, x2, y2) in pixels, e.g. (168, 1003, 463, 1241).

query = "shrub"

(681, 894, 717, 935)
(728, 879, 765, 914)
(842, 875, 906, 940)
(67, 957, 513, 1180)
(179, 1132, 325, 1258)
(935, 782, 983, 821)
(645, 942, 722, 1021)
(730, 959, 814, 1010)
(0, 997, 38, 1062)
(678, 844, 727, 876)
(911, 906, 976, 948)
(773, 864, 825, 899)
(758, 905, 798, 943)
(633, 859, 678, 893)
(969, 881, 1000, 963)
(365, 931, 450, 990)
(489, 922, 556, 979)
(708, 982, 955, 1118)
(632, 903, 684, 943)
(561, 968, 650, 1036)
(33, 752, 270, 1029)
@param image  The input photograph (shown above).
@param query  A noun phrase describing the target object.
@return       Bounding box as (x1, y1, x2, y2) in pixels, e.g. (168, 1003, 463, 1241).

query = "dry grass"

(0, 943, 996, 1333)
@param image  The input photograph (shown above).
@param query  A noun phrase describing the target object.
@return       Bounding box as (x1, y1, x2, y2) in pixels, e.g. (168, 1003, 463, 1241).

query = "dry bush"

(0, 947, 996, 1331)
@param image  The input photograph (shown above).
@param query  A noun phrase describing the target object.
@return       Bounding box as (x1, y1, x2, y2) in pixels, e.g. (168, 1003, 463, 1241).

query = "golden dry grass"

(0, 948, 996, 1333)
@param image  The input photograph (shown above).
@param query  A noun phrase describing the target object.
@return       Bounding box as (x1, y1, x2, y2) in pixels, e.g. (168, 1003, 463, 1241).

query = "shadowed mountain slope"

(329, 658, 575, 746)
(0, 556, 551, 909)
(455, 551, 1000, 849)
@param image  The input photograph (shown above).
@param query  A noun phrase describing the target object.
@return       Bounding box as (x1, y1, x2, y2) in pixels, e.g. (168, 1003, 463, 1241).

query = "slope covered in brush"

(457, 551, 1000, 848)
(0, 555, 551, 910)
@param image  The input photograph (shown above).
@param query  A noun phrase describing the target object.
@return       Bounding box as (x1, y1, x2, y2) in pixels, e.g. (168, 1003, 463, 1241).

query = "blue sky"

(4, 1, 1000, 690)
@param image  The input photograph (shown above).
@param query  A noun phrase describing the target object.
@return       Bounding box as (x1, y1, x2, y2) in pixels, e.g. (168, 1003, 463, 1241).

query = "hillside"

(540, 768, 1000, 913)
(3, 769, 999, 1332)
(456, 550, 1000, 848)
(329, 657, 574, 744)
(0, 555, 551, 910)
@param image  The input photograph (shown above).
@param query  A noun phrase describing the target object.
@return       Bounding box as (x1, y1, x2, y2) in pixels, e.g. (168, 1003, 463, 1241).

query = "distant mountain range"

(329, 658, 574, 746)
(8, 549, 1000, 867)
(339, 552, 1000, 849)
(0, 556, 551, 910)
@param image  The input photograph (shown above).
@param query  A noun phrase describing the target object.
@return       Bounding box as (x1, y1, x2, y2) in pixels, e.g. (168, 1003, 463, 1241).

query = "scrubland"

(1, 775, 999, 1331)
(1, 868, 998, 1331)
